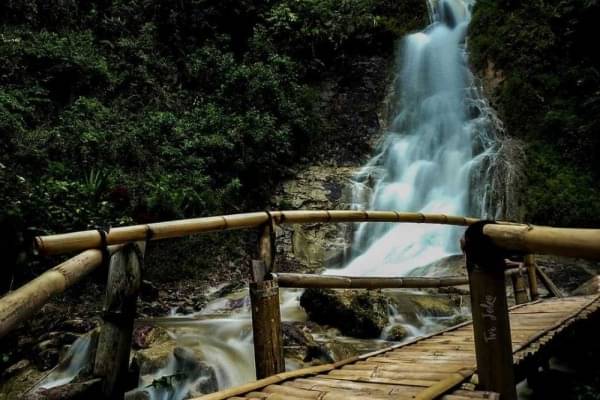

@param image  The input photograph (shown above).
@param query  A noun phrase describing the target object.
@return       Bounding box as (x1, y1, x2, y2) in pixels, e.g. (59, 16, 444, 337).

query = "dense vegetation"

(470, 0, 600, 227)
(0, 0, 426, 283)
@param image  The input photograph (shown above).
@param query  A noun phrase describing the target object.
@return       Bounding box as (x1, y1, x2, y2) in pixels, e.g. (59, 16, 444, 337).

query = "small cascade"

(37, 334, 94, 389)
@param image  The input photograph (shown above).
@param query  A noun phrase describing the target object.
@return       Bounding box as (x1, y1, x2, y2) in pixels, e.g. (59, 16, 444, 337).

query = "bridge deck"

(196, 295, 600, 400)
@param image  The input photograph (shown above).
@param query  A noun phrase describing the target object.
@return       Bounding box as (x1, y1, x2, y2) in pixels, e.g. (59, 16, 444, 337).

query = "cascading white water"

(328, 0, 505, 277)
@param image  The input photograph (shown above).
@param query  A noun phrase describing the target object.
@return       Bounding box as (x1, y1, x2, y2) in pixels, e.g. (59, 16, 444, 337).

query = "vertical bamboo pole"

(511, 270, 529, 304)
(524, 255, 539, 301)
(93, 242, 144, 398)
(464, 222, 517, 400)
(250, 223, 284, 379)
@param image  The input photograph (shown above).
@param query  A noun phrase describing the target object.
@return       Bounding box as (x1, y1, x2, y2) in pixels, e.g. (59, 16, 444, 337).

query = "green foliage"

(470, 0, 600, 227)
(1, 0, 423, 236)
(524, 143, 600, 227)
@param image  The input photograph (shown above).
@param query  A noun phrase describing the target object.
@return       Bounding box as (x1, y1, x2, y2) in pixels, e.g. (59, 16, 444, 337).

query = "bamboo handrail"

(483, 224, 600, 260)
(274, 273, 468, 289)
(0, 245, 123, 339)
(34, 211, 478, 255)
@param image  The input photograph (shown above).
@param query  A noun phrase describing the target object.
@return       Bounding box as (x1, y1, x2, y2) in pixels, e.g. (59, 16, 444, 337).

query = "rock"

(282, 322, 332, 363)
(387, 292, 456, 318)
(1, 360, 30, 380)
(384, 325, 408, 342)
(0, 364, 45, 400)
(572, 275, 600, 296)
(125, 390, 151, 400)
(445, 314, 470, 327)
(133, 328, 176, 374)
(300, 288, 389, 338)
(173, 348, 218, 394)
(272, 166, 357, 272)
(133, 325, 154, 350)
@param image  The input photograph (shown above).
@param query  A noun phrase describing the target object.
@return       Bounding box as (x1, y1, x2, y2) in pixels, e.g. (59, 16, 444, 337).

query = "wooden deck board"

(194, 295, 600, 400)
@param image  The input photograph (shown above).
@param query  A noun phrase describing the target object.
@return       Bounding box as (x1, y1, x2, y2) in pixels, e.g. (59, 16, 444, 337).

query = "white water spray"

(328, 0, 505, 277)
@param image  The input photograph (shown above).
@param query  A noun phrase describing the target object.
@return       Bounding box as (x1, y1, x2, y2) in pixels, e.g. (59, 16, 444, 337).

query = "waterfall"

(328, 0, 508, 277)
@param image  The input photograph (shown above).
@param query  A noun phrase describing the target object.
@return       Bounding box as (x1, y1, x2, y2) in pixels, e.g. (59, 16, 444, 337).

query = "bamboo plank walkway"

(196, 294, 600, 400)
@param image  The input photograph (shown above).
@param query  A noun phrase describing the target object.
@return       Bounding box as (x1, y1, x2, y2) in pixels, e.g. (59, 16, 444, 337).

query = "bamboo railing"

(2, 210, 598, 400)
(34, 211, 477, 255)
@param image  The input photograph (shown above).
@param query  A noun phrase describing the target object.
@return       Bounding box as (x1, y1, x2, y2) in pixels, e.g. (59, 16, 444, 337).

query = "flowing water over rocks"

(328, 0, 511, 277)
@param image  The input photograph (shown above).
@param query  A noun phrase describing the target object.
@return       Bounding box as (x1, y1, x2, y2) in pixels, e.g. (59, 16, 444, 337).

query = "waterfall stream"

(39, 1, 510, 398)
(328, 0, 505, 277)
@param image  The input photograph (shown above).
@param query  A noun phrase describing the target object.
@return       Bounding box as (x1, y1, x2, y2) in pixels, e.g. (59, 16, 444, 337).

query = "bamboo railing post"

(93, 242, 144, 398)
(524, 255, 539, 300)
(249, 222, 284, 379)
(511, 268, 529, 305)
(464, 222, 517, 400)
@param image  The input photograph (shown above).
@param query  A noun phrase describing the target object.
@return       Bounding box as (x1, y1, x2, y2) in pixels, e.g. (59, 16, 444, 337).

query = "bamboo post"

(511, 269, 529, 305)
(249, 261, 285, 379)
(249, 222, 284, 379)
(93, 242, 144, 398)
(524, 255, 539, 300)
(464, 222, 517, 400)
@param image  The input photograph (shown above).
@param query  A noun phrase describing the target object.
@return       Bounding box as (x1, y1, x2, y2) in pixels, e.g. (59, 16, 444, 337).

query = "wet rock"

(1, 359, 30, 380)
(300, 288, 389, 338)
(133, 328, 176, 374)
(282, 322, 332, 363)
(173, 348, 218, 394)
(211, 282, 245, 299)
(385, 325, 408, 341)
(572, 275, 600, 296)
(444, 314, 470, 327)
(387, 292, 456, 318)
(133, 325, 158, 350)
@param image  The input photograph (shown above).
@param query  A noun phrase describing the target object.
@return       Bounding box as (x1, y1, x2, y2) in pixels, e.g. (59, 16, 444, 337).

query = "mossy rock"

(384, 324, 409, 342)
(300, 288, 389, 338)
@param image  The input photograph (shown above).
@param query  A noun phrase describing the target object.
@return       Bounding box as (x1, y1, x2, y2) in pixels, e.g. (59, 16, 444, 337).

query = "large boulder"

(271, 166, 357, 272)
(300, 289, 389, 338)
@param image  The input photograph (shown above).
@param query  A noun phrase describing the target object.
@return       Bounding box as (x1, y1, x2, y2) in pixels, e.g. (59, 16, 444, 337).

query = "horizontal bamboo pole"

(484, 224, 600, 260)
(274, 273, 468, 289)
(0, 245, 123, 339)
(35, 211, 478, 255)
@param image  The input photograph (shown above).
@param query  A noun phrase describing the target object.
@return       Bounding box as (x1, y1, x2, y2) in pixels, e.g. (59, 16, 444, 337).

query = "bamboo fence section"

(483, 224, 600, 260)
(274, 273, 468, 289)
(0, 245, 123, 339)
(34, 211, 478, 255)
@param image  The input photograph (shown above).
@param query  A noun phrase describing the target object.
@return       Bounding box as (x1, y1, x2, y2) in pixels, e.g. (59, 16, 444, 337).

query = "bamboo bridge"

(2, 210, 600, 400)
